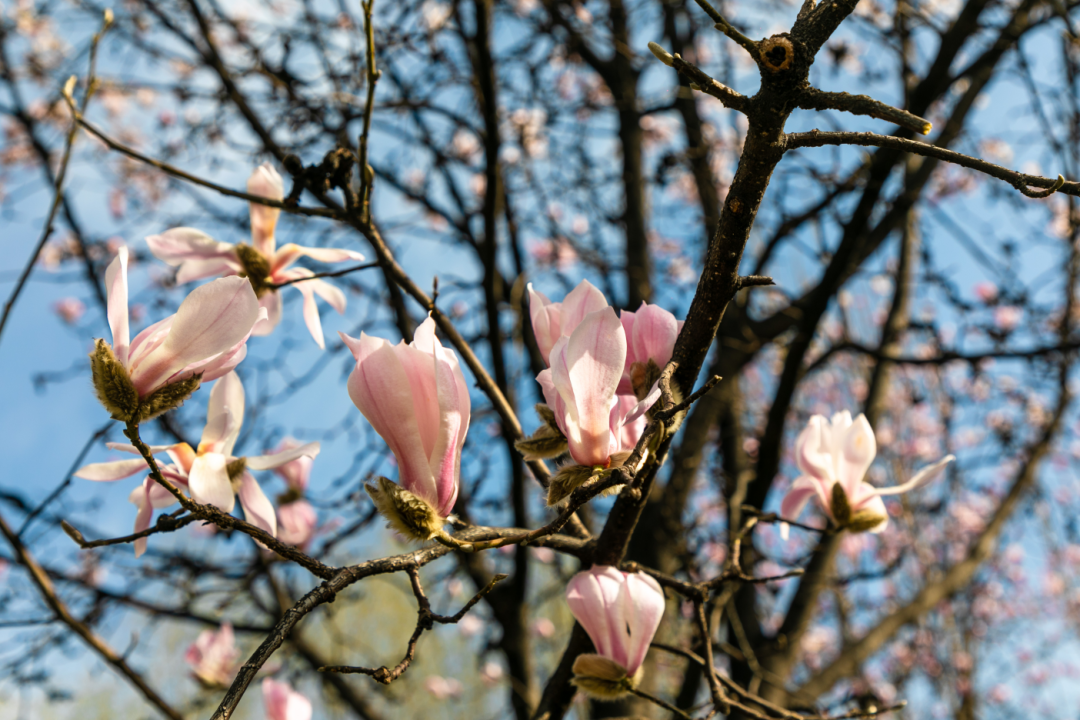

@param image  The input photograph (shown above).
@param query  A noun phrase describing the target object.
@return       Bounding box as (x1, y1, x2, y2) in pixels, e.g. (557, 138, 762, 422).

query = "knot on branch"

(760, 35, 794, 73)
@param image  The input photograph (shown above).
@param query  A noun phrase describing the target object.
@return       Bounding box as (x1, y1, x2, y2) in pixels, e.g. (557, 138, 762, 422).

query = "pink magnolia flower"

(537, 308, 656, 467)
(146, 163, 365, 348)
(277, 500, 317, 549)
(99, 246, 263, 401)
(779, 411, 955, 537)
(617, 302, 683, 395)
(185, 622, 240, 687)
(566, 566, 665, 681)
(76, 372, 320, 554)
(262, 678, 312, 720)
(269, 437, 314, 493)
(527, 279, 608, 363)
(340, 316, 470, 520)
(53, 297, 85, 324)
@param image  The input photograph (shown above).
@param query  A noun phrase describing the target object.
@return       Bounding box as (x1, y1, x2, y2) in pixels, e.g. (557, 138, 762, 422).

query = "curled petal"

(75, 457, 148, 481)
(272, 243, 364, 272)
(104, 246, 130, 366)
(528, 284, 561, 362)
(131, 479, 154, 558)
(253, 291, 283, 337)
(237, 472, 277, 537)
(875, 455, 956, 497)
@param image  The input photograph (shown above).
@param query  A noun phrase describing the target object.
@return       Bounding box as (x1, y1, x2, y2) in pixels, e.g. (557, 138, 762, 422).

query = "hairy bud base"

(570, 654, 639, 699)
(136, 375, 201, 423)
(365, 476, 445, 541)
(90, 339, 139, 421)
(234, 243, 273, 297)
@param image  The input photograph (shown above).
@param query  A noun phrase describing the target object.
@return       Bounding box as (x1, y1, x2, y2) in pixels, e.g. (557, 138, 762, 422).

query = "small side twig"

(60, 511, 197, 549)
(785, 130, 1076, 199)
(0, 10, 110, 351)
(319, 569, 508, 682)
(798, 87, 932, 136)
(689, 0, 761, 59)
(268, 262, 380, 289)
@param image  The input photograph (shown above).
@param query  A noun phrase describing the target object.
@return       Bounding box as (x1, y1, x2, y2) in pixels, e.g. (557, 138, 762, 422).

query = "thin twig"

(60, 511, 197, 549)
(64, 113, 338, 219)
(357, 0, 381, 221)
(0, 508, 183, 720)
(798, 87, 932, 135)
(629, 687, 694, 718)
(319, 570, 508, 681)
(690, 0, 761, 59)
(123, 422, 337, 579)
(785, 130, 1075, 198)
(670, 54, 750, 112)
(268, 262, 380, 289)
(0, 12, 111, 350)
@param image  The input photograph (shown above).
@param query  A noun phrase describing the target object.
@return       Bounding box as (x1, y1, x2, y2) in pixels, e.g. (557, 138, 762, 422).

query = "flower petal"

(564, 308, 625, 466)
(237, 472, 276, 537)
(188, 453, 235, 512)
(104, 246, 130, 366)
(839, 414, 876, 498)
(75, 458, 148, 481)
(560, 279, 610, 335)
(249, 164, 284, 257)
(129, 276, 260, 395)
(246, 441, 321, 470)
(199, 372, 245, 456)
(527, 283, 561, 363)
(341, 331, 436, 505)
(621, 571, 665, 675)
(252, 291, 283, 337)
(875, 454, 955, 496)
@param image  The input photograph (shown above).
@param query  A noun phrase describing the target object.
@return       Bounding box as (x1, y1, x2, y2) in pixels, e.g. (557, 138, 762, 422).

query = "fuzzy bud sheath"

(365, 476, 445, 541)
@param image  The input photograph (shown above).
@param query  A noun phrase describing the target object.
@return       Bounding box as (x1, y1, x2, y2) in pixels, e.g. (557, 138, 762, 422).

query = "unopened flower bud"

(648, 41, 675, 67)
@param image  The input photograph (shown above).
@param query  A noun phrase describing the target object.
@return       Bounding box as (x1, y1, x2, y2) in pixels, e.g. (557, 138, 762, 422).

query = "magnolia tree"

(3, 0, 1080, 718)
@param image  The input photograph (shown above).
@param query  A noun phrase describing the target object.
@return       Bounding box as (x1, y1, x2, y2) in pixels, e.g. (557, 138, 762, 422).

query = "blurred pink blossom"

(424, 675, 463, 699)
(262, 678, 312, 720)
(185, 622, 240, 687)
(52, 297, 85, 324)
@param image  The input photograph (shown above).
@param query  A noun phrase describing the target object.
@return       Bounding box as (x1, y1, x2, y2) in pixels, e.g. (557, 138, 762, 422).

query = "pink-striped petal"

(104, 246, 130, 366)
(129, 277, 260, 395)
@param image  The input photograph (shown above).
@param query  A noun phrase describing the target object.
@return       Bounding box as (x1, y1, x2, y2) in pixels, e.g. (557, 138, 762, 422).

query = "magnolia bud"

(647, 41, 675, 67)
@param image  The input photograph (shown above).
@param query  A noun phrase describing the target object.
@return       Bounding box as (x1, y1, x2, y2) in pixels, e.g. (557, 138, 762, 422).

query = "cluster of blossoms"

(76, 172, 957, 705)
